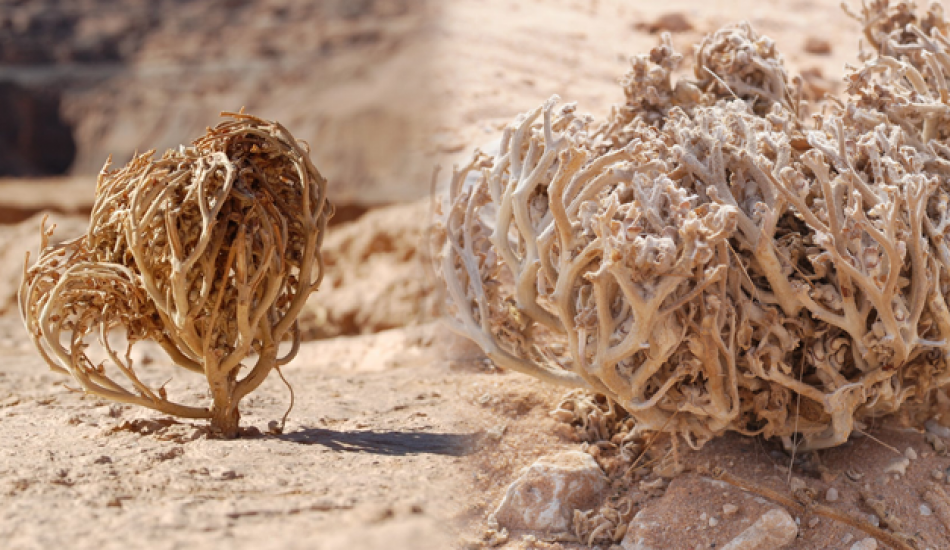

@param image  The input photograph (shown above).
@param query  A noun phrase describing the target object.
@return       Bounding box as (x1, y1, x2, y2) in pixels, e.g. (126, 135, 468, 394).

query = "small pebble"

(645, 12, 693, 33)
(709, 517, 719, 527)
(723, 504, 739, 517)
(842, 533, 854, 544)
(906, 447, 918, 460)
(867, 514, 880, 527)
(700, 512, 708, 522)
(883, 457, 910, 476)
(926, 418, 950, 438)
(826, 488, 839, 502)
(820, 470, 838, 483)
(851, 537, 878, 550)
(926, 432, 949, 454)
(932, 469, 945, 481)
(808, 517, 820, 528)
(921, 504, 933, 516)
(790, 477, 806, 493)
(804, 36, 832, 55)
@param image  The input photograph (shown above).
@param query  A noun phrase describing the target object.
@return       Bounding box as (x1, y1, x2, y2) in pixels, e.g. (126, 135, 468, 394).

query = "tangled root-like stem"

(437, 3, 950, 451)
(20, 112, 332, 437)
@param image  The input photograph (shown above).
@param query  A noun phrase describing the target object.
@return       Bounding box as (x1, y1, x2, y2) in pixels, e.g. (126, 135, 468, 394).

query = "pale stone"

(621, 510, 660, 550)
(720, 508, 798, 550)
(850, 537, 878, 550)
(883, 457, 910, 476)
(925, 418, 950, 439)
(826, 487, 839, 502)
(492, 451, 607, 533)
(789, 477, 806, 494)
(906, 447, 918, 460)
(723, 504, 739, 517)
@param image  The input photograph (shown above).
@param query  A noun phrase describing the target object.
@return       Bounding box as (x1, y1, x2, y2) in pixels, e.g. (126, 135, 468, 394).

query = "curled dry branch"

(438, 4, 950, 451)
(19, 113, 332, 437)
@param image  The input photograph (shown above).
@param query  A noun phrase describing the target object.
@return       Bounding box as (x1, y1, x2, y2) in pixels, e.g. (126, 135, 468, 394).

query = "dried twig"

(19, 113, 332, 437)
(436, 2, 950, 451)
(708, 467, 915, 550)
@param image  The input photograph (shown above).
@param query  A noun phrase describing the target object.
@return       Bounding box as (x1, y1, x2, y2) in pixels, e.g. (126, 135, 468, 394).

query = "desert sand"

(3, 1, 950, 549)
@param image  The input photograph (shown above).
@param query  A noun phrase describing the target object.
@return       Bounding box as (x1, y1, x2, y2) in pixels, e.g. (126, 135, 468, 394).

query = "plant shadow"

(279, 427, 479, 456)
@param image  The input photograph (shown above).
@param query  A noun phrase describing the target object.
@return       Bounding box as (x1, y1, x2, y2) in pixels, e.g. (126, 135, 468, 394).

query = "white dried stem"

(438, 5, 950, 451)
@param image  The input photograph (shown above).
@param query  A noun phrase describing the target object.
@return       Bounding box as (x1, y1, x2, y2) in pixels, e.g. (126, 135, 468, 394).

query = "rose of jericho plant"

(19, 113, 332, 437)
(438, 2, 950, 451)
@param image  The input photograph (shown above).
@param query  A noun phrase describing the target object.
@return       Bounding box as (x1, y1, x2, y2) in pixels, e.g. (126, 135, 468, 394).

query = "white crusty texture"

(493, 451, 608, 533)
(438, 2, 950, 450)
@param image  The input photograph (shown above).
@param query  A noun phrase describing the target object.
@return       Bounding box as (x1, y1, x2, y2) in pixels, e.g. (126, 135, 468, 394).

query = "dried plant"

(437, 2, 950, 451)
(19, 113, 332, 437)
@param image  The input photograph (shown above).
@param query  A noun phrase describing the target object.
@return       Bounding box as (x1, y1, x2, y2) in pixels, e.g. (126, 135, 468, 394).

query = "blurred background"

(0, 0, 444, 337)
(0, 0, 864, 339)
(0, 0, 439, 211)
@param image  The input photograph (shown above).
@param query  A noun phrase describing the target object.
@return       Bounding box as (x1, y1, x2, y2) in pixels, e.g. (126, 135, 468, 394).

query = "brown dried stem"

(20, 113, 332, 437)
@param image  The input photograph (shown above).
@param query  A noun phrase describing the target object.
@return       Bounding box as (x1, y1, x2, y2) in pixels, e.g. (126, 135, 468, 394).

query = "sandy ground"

(0, 322, 476, 550)
(4, 1, 950, 549)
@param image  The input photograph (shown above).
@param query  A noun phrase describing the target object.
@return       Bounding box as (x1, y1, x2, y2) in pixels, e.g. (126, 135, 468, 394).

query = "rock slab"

(721, 508, 798, 550)
(492, 451, 607, 532)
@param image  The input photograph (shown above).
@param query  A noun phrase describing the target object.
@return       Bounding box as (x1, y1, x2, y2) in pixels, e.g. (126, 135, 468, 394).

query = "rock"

(826, 488, 839, 502)
(921, 503, 933, 516)
(883, 457, 910, 476)
(299, 200, 436, 340)
(906, 447, 918, 460)
(720, 508, 798, 550)
(492, 451, 607, 533)
(850, 537, 878, 550)
(723, 503, 739, 517)
(789, 477, 806, 494)
(803, 36, 832, 55)
(927, 433, 948, 454)
(644, 12, 693, 34)
(621, 510, 660, 550)
(926, 418, 950, 439)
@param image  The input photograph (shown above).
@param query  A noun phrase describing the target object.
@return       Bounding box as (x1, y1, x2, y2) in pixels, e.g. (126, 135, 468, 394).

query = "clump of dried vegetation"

(19, 113, 332, 437)
(437, 0, 950, 452)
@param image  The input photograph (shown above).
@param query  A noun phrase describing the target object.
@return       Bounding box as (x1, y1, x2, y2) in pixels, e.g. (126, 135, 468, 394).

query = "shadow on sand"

(279, 427, 479, 456)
